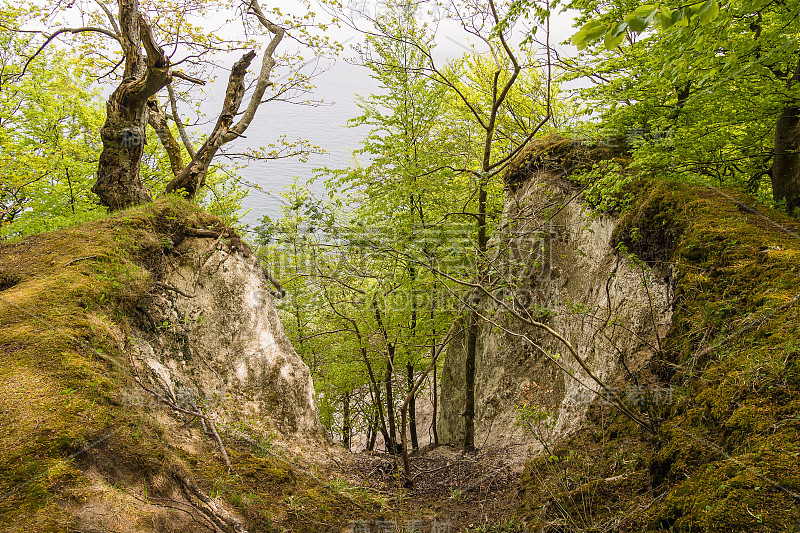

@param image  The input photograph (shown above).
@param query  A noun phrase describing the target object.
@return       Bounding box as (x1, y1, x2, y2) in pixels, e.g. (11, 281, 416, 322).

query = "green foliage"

(496, 0, 800, 209)
(577, 159, 635, 212)
(559, 0, 800, 204)
(257, 0, 569, 448)
(0, 8, 106, 238)
(570, 1, 721, 50)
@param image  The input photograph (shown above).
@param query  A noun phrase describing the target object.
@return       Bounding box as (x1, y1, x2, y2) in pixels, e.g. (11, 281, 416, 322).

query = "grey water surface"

(230, 60, 377, 227)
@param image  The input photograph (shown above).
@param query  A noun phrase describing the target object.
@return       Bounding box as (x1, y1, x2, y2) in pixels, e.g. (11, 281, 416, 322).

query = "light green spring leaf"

(572, 20, 607, 48)
(697, 0, 720, 24)
(604, 21, 628, 49)
(659, 5, 675, 29)
(626, 14, 648, 32)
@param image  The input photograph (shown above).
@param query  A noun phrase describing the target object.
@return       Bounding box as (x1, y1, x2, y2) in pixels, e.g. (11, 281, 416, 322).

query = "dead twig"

(152, 281, 196, 298)
(174, 470, 248, 533)
(64, 254, 105, 266)
(133, 377, 231, 470)
(184, 227, 224, 238)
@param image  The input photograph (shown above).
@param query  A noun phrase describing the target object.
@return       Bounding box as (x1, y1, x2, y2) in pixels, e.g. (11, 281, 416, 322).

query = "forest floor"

(320, 444, 529, 532)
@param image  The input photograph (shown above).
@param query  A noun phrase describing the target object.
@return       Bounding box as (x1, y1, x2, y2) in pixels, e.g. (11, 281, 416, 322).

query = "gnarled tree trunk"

(90, 0, 284, 210)
(92, 0, 169, 210)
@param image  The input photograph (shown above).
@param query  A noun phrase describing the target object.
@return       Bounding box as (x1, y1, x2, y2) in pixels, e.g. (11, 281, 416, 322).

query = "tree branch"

(167, 81, 198, 158)
(123, 12, 171, 104)
(147, 97, 185, 175)
(171, 71, 206, 85)
(21, 26, 119, 76)
(224, 0, 284, 142)
(134, 377, 232, 469)
(165, 51, 255, 196)
(94, 0, 121, 37)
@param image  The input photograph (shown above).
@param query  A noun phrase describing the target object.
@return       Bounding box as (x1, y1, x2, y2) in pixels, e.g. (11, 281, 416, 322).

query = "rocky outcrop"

(130, 229, 324, 441)
(0, 201, 330, 532)
(439, 154, 672, 455)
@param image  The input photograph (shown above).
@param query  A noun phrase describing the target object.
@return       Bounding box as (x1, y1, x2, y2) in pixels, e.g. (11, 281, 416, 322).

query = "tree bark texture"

(93, 1, 169, 210)
(342, 392, 351, 450)
(92, 0, 283, 209)
(772, 58, 800, 212)
(407, 363, 419, 451)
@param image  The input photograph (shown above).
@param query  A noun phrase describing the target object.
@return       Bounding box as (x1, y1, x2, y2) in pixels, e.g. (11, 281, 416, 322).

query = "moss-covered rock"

(517, 174, 800, 531)
(0, 198, 381, 532)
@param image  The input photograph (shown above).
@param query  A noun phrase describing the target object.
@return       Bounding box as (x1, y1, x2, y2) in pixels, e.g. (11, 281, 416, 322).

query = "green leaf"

(604, 21, 627, 49)
(633, 4, 658, 23)
(572, 20, 607, 47)
(674, 9, 689, 27)
(659, 5, 675, 28)
(626, 14, 647, 33)
(608, 20, 628, 38)
(696, 0, 720, 24)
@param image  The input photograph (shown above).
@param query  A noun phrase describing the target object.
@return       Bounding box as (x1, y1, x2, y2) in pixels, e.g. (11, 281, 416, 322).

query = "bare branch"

(224, 0, 284, 141)
(134, 377, 232, 469)
(167, 82, 197, 158)
(147, 97, 185, 175)
(21, 26, 119, 77)
(165, 51, 255, 196)
(94, 0, 121, 37)
(171, 71, 206, 85)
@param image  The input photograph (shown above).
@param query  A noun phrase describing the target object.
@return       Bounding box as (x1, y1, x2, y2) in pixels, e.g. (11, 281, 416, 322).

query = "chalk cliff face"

(439, 160, 672, 455)
(130, 230, 324, 441)
(0, 202, 332, 532)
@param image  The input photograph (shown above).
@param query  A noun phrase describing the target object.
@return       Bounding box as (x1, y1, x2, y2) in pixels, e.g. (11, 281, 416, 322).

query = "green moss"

(1, 198, 389, 531)
(518, 175, 800, 532)
(503, 133, 626, 193)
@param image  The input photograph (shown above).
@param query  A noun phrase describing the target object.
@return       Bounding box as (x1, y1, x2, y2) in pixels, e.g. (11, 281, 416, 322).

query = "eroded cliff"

(0, 199, 365, 533)
(439, 141, 672, 455)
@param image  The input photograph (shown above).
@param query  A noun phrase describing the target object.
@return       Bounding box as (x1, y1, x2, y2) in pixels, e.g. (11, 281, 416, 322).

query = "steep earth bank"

(0, 199, 372, 532)
(441, 138, 800, 532)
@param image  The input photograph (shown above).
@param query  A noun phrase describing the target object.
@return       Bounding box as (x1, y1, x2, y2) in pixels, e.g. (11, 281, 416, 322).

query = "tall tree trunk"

(463, 310, 478, 450)
(342, 392, 351, 450)
(464, 180, 487, 451)
(429, 261, 439, 446)
(361, 345, 392, 451)
(384, 347, 399, 454)
(366, 411, 378, 452)
(432, 337, 439, 446)
(407, 363, 418, 451)
(407, 261, 419, 451)
(374, 301, 400, 454)
(772, 58, 800, 213)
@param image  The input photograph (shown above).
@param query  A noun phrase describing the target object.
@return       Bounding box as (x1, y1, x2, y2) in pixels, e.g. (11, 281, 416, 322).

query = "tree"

(432, 0, 553, 451)
(300, 2, 556, 485)
(346, 0, 458, 454)
(555, 0, 800, 211)
(15, 0, 333, 210)
(1, 8, 104, 235)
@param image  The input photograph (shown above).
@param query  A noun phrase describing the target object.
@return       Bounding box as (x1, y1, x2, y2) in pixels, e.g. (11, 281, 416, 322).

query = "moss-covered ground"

(517, 178, 800, 532)
(0, 197, 387, 532)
